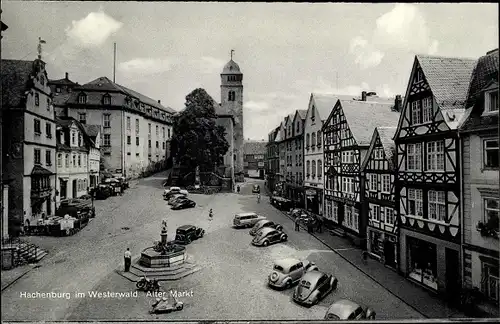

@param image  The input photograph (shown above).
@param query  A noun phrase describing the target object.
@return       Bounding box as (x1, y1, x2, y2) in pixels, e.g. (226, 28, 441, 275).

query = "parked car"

(116, 176, 129, 189)
(233, 212, 266, 228)
(324, 300, 376, 320)
(174, 225, 205, 244)
(171, 198, 196, 210)
(251, 227, 287, 247)
(168, 194, 188, 205)
(252, 184, 260, 193)
(271, 197, 292, 210)
(288, 208, 305, 218)
(268, 258, 319, 289)
(94, 184, 112, 200)
(292, 271, 339, 306)
(164, 186, 188, 200)
(249, 220, 283, 236)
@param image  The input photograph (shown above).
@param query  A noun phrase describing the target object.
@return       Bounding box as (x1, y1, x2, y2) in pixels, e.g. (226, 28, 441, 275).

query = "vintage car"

(116, 176, 129, 190)
(324, 299, 376, 320)
(171, 198, 196, 210)
(268, 258, 319, 289)
(292, 270, 339, 306)
(271, 197, 292, 210)
(288, 208, 305, 218)
(150, 296, 183, 314)
(94, 184, 112, 200)
(249, 220, 283, 236)
(164, 186, 188, 200)
(251, 227, 287, 247)
(252, 184, 261, 193)
(168, 194, 188, 205)
(233, 212, 266, 228)
(175, 225, 205, 244)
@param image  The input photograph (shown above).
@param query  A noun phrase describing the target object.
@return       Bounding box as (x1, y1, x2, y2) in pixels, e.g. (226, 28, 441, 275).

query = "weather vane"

(37, 37, 46, 60)
(230, 49, 234, 60)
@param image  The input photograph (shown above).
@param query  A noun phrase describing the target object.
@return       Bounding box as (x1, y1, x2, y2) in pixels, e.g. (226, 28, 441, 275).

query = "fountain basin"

(139, 245, 186, 268)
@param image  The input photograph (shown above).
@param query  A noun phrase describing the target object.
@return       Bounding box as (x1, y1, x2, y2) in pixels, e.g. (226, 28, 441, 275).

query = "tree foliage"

(171, 88, 230, 172)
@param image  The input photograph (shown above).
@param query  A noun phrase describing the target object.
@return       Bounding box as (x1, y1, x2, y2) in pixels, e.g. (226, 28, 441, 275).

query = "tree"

(171, 88, 230, 173)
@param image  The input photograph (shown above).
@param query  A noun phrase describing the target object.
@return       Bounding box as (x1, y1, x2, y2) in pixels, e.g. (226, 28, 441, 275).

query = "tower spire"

(230, 49, 234, 60)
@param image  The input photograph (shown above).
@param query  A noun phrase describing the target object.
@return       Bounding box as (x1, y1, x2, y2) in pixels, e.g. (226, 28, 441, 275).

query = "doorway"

(72, 179, 77, 198)
(445, 248, 461, 305)
(384, 239, 397, 269)
(60, 180, 67, 199)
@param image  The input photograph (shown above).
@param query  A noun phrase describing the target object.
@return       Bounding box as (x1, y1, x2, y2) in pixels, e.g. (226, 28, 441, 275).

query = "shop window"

(408, 188, 423, 217)
(481, 262, 499, 302)
(407, 237, 438, 290)
(370, 231, 383, 256)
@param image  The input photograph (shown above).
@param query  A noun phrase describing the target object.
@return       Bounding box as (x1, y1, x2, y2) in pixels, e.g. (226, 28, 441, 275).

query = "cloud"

(65, 10, 123, 48)
(118, 58, 175, 75)
(350, 4, 439, 69)
(257, 92, 298, 100)
(191, 56, 225, 74)
(244, 100, 271, 113)
(298, 77, 396, 98)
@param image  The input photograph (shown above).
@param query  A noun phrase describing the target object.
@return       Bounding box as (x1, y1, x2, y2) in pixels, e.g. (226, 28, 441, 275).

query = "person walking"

(307, 219, 314, 233)
(294, 216, 300, 231)
(124, 248, 132, 272)
(237, 185, 240, 194)
(316, 218, 323, 233)
(362, 250, 369, 265)
(208, 208, 213, 221)
(257, 193, 261, 203)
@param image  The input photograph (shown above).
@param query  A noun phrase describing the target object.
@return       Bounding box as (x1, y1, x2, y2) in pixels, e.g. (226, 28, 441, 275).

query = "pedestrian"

(316, 218, 323, 233)
(294, 217, 300, 231)
(307, 220, 313, 233)
(208, 208, 213, 221)
(362, 250, 369, 264)
(124, 248, 132, 272)
(257, 193, 261, 203)
(237, 185, 240, 194)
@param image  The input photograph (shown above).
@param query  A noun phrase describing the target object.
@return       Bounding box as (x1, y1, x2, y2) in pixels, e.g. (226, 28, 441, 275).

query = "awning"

(31, 165, 54, 176)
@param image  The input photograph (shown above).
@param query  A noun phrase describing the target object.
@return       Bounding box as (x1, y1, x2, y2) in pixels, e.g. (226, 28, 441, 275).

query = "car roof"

(255, 219, 268, 226)
(177, 225, 195, 230)
(327, 300, 362, 318)
(301, 270, 325, 282)
(257, 227, 276, 236)
(170, 187, 181, 190)
(274, 258, 301, 269)
(236, 212, 257, 217)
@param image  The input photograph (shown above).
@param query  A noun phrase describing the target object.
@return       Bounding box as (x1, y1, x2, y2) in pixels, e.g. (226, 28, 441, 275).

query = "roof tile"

(1, 59, 35, 107)
(244, 141, 267, 155)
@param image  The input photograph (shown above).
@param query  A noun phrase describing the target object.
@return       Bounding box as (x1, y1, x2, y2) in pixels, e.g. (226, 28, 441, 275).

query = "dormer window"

(485, 90, 499, 112)
(78, 93, 87, 104)
(311, 106, 315, 120)
(102, 94, 111, 105)
(40, 75, 45, 86)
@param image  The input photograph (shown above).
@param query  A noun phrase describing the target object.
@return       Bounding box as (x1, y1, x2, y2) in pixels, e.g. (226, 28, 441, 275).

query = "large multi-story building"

(361, 126, 399, 270)
(243, 140, 267, 179)
(0, 15, 8, 240)
(54, 76, 175, 179)
(322, 94, 400, 246)
(2, 59, 57, 233)
(459, 49, 499, 314)
(55, 117, 100, 205)
(283, 110, 306, 206)
(394, 54, 476, 299)
(82, 124, 101, 189)
(304, 93, 351, 217)
(48, 72, 79, 98)
(265, 126, 280, 192)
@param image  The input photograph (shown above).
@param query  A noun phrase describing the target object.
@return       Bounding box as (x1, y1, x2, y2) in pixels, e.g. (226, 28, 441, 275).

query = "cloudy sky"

(2, 2, 498, 140)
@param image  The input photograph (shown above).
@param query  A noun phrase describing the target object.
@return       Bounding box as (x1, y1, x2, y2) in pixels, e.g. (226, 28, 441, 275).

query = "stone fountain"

(118, 219, 202, 282)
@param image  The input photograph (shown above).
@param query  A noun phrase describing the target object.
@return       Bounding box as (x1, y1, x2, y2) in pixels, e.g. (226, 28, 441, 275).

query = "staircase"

(2, 238, 48, 266)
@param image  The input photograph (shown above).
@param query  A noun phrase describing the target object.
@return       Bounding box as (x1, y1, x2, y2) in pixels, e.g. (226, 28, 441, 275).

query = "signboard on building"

(258, 161, 264, 167)
(306, 189, 316, 196)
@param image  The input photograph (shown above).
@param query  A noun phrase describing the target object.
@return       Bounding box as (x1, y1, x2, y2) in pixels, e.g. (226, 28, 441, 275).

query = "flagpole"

(113, 42, 116, 83)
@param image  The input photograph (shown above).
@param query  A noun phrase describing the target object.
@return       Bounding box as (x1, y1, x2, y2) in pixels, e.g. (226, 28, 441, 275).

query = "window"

(136, 153, 140, 157)
(317, 131, 321, 147)
(78, 154, 81, 167)
(126, 117, 131, 130)
(148, 140, 151, 148)
(416, 70, 423, 82)
(135, 119, 140, 134)
(426, 141, 445, 171)
(45, 122, 52, 138)
(228, 91, 235, 101)
(56, 87, 61, 93)
(45, 150, 51, 166)
(65, 154, 69, 167)
(486, 91, 499, 112)
(136, 137, 139, 146)
(411, 100, 422, 124)
(103, 94, 111, 105)
(482, 262, 499, 302)
(312, 132, 316, 147)
(35, 93, 39, 106)
(296, 121, 300, 133)
(72, 154, 76, 167)
(382, 175, 390, 193)
(372, 205, 380, 221)
(422, 97, 433, 123)
(71, 131, 76, 145)
(332, 202, 338, 222)
(408, 188, 423, 217)
(34, 149, 41, 165)
(103, 134, 111, 146)
(34, 119, 41, 134)
(306, 160, 310, 177)
(317, 160, 322, 179)
(162, 127, 165, 139)
(428, 190, 446, 221)
(127, 136, 131, 145)
(407, 143, 422, 171)
(57, 153, 62, 168)
(168, 129, 171, 138)
(47, 98, 51, 111)
(163, 142, 165, 150)
(148, 123, 151, 135)
(79, 113, 86, 124)
(156, 125, 159, 136)
(385, 208, 395, 225)
(306, 133, 310, 148)
(78, 94, 86, 104)
(312, 160, 316, 178)
(369, 174, 377, 191)
(156, 141, 159, 148)
(484, 197, 499, 227)
(484, 139, 499, 168)
(103, 114, 111, 128)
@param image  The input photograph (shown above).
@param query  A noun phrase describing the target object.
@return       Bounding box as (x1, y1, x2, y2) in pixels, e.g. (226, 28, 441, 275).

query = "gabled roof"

(55, 116, 95, 146)
(244, 141, 267, 155)
(52, 93, 72, 107)
(311, 93, 356, 121)
(285, 113, 294, 126)
(296, 109, 307, 119)
(48, 78, 77, 86)
(82, 124, 101, 138)
(31, 165, 54, 175)
(331, 100, 400, 146)
(361, 127, 398, 171)
(1, 59, 35, 108)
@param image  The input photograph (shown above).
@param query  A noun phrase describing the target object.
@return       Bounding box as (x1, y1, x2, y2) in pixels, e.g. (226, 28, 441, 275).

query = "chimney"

(394, 95, 402, 112)
(65, 72, 68, 80)
(158, 100, 161, 104)
(361, 91, 367, 101)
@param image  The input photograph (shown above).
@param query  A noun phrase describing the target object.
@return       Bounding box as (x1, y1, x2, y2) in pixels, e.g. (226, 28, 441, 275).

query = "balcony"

(31, 186, 52, 199)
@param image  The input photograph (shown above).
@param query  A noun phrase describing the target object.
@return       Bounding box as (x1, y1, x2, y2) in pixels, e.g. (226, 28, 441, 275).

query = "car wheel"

(177, 304, 183, 311)
(186, 237, 191, 244)
(368, 314, 375, 320)
(281, 235, 287, 241)
(285, 280, 292, 289)
(332, 279, 338, 291)
(263, 240, 269, 246)
(276, 225, 283, 231)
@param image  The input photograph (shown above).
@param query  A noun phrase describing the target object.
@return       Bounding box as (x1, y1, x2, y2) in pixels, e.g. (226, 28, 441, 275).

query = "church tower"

(221, 52, 244, 182)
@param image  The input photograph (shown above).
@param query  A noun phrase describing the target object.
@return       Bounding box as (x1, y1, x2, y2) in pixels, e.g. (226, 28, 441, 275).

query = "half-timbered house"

(459, 49, 499, 315)
(394, 54, 476, 297)
(323, 96, 400, 246)
(361, 126, 399, 270)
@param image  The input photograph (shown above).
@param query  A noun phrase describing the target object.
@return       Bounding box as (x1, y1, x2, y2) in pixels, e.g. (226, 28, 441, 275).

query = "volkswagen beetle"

(249, 220, 283, 236)
(292, 271, 338, 306)
(324, 299, 376, 320)
(251, 227, 287, 247)
(268, 258, 319, 289)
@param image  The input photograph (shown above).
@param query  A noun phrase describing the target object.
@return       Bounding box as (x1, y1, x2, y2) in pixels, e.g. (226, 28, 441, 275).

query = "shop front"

(367, 227, 398, 270)
(289, 185, 304, 208)
(406, 236, 438, 290)
(305, 187, 322, 216)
